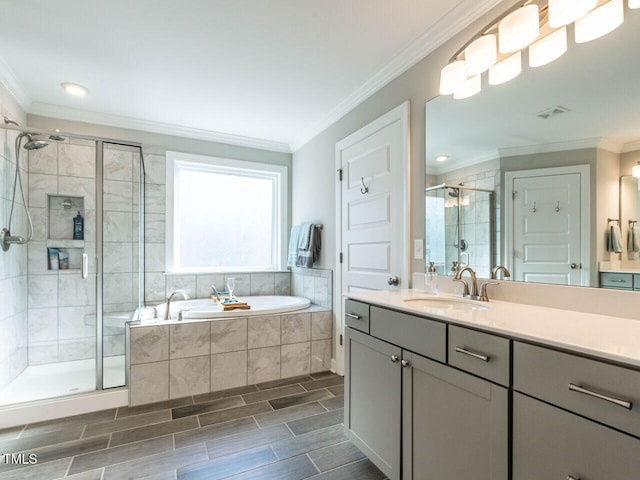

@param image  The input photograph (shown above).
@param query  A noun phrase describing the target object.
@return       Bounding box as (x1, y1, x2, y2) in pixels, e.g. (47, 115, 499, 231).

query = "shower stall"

(0, 123, 144, 407)
(425, 183, 495, 278)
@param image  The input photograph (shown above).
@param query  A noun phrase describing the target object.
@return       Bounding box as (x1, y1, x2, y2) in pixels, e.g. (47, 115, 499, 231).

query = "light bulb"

(464, 35, 497, 76)
(529, 27, 568, 67)
(548, 0, 597, 27)
(575, 0, 624, 43)
(453, 75, 481, 100)
(489, 52, 522, 85)
(439, 61, 466, 95)
(499, 5, 540, 53)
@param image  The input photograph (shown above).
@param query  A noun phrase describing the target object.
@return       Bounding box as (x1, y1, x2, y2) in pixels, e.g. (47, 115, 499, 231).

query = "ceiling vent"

(536, 105, 571, 119)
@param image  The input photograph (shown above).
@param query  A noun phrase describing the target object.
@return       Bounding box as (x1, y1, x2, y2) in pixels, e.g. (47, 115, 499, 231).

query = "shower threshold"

(0, 355, 124, 407)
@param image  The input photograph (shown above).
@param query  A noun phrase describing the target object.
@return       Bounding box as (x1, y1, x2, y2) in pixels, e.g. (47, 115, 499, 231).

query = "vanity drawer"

(514, 342, 640, 438)
(600, 272, 633, 289)
(344, 299, 370, 333)
(370, 306, 446, 362)
(635, 274, 640, 290)
(448, 325, 510, 387)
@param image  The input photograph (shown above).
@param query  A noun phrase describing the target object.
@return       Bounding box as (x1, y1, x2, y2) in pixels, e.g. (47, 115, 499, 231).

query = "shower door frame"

(425, 182, 496, 274)
(1, 123, 144, 394)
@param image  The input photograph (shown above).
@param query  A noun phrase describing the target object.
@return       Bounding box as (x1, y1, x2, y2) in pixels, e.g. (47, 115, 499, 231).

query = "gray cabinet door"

(513, 392, 640, 480)
(345, 327, 402, 480)
(402, 351, 508, 480)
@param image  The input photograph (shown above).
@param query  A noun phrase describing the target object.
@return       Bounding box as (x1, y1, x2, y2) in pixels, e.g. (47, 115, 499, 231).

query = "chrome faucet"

(164, 289, 189, 320)
(491, 265, 511, 280)
(454, 266, 479, 299)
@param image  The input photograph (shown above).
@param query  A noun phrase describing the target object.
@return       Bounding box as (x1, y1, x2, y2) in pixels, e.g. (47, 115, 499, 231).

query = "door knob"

(570, 263, 579, 269)
(387, 276, 399, 286)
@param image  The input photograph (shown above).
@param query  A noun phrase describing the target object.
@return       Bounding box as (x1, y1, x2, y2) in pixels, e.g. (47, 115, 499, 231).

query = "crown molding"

(0, 57, 31, 112)
(289, 0, 506, 152)
(498, 138, 609, 157)
(622, 139, 640, 154)
(28, 102, 292, 154)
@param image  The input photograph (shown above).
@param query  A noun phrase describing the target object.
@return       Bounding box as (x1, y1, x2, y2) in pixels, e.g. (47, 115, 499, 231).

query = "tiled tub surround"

(127, 306, 333, 406)
(291, 267, 332, 309)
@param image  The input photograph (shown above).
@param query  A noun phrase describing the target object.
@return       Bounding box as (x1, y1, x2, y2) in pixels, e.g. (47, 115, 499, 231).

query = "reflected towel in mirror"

(608, 224, 623, 253)
(629, 225, 640, 253)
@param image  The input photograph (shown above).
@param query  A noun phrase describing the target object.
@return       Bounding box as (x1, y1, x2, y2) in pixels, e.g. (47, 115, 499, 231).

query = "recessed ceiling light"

(436, 155, 449, 162)
(61, 82, 88, 97)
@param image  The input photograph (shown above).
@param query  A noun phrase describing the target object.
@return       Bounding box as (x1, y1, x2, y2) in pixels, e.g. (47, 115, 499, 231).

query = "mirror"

(425, 11, 640, 287)
(620, 175, 640, 261)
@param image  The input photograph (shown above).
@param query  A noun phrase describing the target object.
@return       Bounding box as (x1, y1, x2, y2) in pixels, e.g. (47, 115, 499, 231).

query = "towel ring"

(360, 177, 369, 194)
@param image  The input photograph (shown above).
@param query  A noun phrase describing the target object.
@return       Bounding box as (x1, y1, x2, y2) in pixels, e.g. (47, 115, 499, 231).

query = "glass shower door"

(100, 142, 144, 389)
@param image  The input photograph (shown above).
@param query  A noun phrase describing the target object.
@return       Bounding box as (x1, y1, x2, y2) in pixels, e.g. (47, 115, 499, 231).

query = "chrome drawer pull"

(567, 476, 581, 480)
(455, 346, 490, 363)
(568, 383, 633, 410)
(345, 312, 362, 320)
(401, 359, 410, 368)
(609, 279, 628, 283)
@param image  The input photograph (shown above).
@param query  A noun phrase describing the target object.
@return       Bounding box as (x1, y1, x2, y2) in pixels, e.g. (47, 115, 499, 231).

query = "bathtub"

(154, 295, 311, 321)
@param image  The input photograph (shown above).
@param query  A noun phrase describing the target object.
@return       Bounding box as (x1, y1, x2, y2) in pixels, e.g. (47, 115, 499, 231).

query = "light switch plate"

(414, 239, 424, 259)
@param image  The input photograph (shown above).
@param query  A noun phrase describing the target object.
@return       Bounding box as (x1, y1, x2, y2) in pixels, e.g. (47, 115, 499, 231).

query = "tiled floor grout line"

(15, 424, 27, 440)
(305, 451, 322, 476)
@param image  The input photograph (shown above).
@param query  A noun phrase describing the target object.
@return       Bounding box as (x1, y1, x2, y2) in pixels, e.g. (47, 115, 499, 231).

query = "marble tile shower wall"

(141, 151, 294, 303)
(0, 128, 29, 390)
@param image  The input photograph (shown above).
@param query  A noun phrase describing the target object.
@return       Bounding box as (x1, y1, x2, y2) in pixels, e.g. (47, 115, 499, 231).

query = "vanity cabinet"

(345, 327, 401, 480)
(345, 306, 508, 480)
(513, 341, 640, 479)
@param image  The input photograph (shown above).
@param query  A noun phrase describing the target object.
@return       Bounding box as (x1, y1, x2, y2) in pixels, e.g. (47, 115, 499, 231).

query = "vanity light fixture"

(633, 162, 640, 178)
(436, 155, 449, 162)
(61, 82, 88, 97)
(575, 0, 624, 43)
(439, 0, 635, 100)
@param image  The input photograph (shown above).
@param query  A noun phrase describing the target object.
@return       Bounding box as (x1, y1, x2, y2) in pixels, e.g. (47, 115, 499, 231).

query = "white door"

(505, 165, 589, 286)
(334, 101, 410, 374)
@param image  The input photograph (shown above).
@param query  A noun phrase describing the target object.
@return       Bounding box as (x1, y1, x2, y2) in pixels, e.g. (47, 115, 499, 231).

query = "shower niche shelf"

(46, 194, 86, 271)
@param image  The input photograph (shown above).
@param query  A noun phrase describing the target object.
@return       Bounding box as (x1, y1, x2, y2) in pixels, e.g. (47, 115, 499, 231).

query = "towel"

(608, 224, 623, 253)
(287, 225, 302, 267)
(296, 224, 322, 268)
(297, 223, 313, 251)
(631, 226, 640, 253)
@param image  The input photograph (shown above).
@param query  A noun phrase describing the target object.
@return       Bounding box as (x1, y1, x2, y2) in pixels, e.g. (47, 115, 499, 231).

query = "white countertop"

(344, 289, 640, 368)
(600, 269, 640, 274)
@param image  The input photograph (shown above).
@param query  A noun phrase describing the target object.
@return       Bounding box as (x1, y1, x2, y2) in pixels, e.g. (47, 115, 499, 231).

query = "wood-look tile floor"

(0, 372, 387, 480)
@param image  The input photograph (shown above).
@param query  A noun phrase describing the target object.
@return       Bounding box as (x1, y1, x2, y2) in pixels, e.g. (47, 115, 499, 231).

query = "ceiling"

(0, 0, 500, 152)
(426, 9, 640, 174)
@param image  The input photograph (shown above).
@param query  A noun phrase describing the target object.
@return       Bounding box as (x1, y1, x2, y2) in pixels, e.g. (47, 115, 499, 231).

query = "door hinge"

(339, 334, 343, 346)
(339, 252, 343, 263)
(337, 168, 343, 181)
(512, 190, 517, 199)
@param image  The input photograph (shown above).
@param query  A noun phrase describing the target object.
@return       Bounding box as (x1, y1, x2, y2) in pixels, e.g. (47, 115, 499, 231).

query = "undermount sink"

(402, 296, 489, 311)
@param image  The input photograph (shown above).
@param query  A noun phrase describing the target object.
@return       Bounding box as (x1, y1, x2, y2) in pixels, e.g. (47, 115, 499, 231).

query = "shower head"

(20, 133, 48, 150)
(447, 188, 460, 198)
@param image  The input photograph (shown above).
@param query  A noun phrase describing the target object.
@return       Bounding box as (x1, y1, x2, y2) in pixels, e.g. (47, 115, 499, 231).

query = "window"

(166, 152, 288, 272)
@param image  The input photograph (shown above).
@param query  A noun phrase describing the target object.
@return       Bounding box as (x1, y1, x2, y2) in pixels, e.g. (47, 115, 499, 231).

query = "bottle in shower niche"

(73, 211, 84, 240)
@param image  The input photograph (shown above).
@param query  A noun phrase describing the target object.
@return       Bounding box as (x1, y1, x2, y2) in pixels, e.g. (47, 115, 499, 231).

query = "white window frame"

(165, 151, 288, 273)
